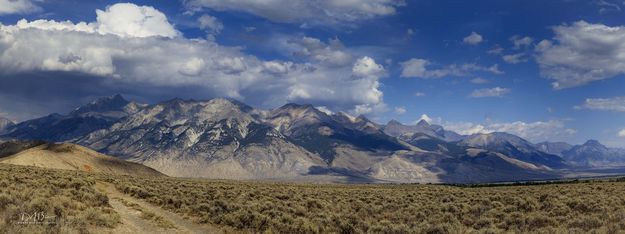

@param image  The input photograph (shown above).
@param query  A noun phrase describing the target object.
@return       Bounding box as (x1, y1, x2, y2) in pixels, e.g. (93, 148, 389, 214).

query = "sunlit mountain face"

(0, 1, 624, 163)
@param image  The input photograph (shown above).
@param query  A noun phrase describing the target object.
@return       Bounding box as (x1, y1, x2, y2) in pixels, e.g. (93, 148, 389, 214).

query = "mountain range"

(537, 140, 625, 167)
(1, 95, 625, 183)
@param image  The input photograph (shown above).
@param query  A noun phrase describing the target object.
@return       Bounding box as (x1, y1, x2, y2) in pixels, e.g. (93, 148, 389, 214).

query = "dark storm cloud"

(0, 71, 230, 122)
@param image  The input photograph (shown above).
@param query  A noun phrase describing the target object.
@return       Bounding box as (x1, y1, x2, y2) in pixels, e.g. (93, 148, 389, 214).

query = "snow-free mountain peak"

(382, 119, 463, 142)
(460, 132, 567, 168)
(117, 97, 258, 131)
(558, 139, 625, 167)
(266, 103, 334, 132)
(382, 120, 413, 137)
(387, 119, 402, 125)
(582, 139, 606, 148)
(71, 94, 130, 115)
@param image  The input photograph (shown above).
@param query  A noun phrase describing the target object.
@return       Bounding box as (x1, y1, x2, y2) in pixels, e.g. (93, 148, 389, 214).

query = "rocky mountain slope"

(2, 95, 624, 183)
(0, 140, 164, 176)
(76, 98, 328, 180)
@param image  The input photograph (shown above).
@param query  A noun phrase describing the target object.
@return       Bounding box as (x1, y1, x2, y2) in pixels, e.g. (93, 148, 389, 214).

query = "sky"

(0, 0, 624, 147)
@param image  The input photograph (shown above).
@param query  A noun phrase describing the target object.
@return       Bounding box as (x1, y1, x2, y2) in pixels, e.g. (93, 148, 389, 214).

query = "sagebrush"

(2, 163, 625, 233)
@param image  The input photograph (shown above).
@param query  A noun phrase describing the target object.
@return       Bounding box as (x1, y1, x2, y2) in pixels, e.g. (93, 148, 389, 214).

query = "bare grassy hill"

(0, 142, 164, 177)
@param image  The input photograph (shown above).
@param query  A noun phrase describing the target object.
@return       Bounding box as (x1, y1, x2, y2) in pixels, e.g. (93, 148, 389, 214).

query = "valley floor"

(1, 164, 625, 233)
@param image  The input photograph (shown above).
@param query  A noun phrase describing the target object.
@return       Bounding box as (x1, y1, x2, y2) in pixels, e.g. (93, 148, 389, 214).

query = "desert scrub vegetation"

(2, 162, 625, 233)
(0, 164, 119, 233)
(102, 175, 625, 233)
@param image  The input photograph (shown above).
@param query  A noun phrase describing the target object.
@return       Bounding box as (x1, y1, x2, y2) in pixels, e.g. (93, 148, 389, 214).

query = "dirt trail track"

(96, 182, 225, 234)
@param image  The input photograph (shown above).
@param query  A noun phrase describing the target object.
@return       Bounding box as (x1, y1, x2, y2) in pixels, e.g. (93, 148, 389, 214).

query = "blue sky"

(0, 0, 624, 147)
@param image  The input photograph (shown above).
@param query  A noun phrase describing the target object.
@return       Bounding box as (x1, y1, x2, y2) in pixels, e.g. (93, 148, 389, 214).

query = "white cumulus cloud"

(12, 3, 179, 38)
(463, 32, 483, 45)
(178, 58, 206, 76)
(198, 14, 223, 34)
(0, 0, 40, 15)
(619, 129, 625, 137)
(394, 106, 406, 115)
(353, 57, 385, 77)
(288, 37, 353, 67)
(510, 35, 533, 49)
(400, 58, 429, 78)
(502, 53, 528, 64)
(536, 21, 625, 89)
(95, 3, 179, 38)
(575, 96, 625, 112)
(0, 3, 388, 115)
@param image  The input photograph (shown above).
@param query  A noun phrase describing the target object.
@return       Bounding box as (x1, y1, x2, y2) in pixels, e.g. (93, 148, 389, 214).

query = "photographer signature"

(16, 211, 57, 225)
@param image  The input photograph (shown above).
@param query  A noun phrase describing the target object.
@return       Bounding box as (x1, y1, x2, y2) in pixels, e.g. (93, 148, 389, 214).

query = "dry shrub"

(3, 163, 625, 233)
(101, 172, 625, 233)
(0, 164, 120, 233)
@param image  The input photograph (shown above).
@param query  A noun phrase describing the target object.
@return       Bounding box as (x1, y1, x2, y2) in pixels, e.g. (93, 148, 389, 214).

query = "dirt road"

(96, 182, 225, 234)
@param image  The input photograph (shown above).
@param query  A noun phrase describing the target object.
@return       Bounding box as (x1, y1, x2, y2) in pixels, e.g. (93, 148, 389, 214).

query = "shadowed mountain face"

(561, 140, 625, 167)
(0, 140, 46, 158)
(0, 116, 13, 134)
(2, 95, 143, 142)
(266, 104, 407, 162)
(71, 94, 132, 116)
(2, 95, 624, 183)
(459, 132, 567, 169)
